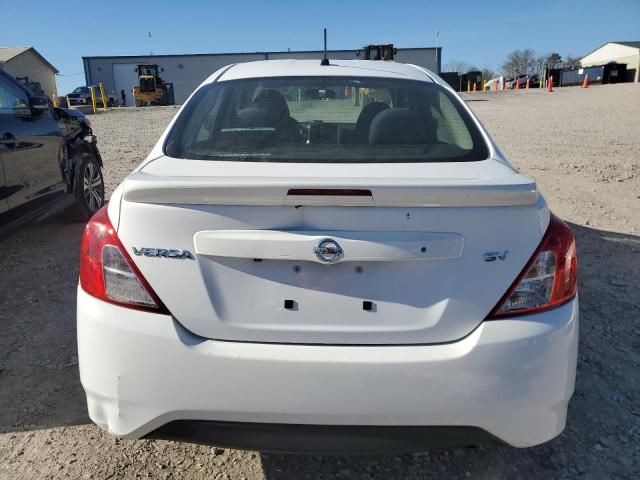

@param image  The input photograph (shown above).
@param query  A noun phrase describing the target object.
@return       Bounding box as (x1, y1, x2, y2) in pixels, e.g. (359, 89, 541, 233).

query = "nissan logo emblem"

(313, 239, 344, 263)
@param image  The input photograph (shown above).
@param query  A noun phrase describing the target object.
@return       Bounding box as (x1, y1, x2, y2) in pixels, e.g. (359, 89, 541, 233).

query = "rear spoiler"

(122, 172, 538, 208)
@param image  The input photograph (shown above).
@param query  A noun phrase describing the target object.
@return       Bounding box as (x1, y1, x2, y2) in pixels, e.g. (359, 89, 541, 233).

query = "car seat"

(368, 108, 429, 145)
(346, 101, 390, 144)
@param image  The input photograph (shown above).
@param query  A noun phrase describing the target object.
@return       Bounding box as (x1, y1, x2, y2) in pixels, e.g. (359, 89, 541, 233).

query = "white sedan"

(484, 77, 502, 91)
(77, 59, 578, 453)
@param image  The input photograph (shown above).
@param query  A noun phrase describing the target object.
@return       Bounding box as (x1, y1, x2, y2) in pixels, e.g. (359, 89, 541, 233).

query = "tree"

(563, 56, 581, 68)
(544, 52, 563, 69)
(481, 67, 497, 80)
(444, 60, 474, 74)
(501, 49, 537, 77)
(532, 56, 548, 77)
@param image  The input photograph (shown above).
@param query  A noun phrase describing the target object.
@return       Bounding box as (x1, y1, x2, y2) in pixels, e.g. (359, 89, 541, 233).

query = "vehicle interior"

(166, 76, 488, 163)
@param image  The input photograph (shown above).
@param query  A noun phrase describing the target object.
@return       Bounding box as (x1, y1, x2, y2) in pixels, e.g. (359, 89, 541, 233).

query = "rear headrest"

(356, 101, 389, 131)
(368, 108, 428, 145)
(252, 89, 290, 119)
(235, 89, 291, 128)
(236, 107, 275, 128)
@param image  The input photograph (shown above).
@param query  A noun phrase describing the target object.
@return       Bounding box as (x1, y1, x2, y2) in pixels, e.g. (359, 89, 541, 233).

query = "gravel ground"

(1, 84, 639, 479)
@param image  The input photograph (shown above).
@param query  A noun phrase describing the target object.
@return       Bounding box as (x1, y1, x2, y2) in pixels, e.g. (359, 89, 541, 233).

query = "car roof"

(208, 59, 435, 84)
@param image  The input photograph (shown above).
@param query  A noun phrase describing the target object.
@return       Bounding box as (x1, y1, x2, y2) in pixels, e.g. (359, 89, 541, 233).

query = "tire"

(108, 98, 115, 107)
(66, 153, 105, 222)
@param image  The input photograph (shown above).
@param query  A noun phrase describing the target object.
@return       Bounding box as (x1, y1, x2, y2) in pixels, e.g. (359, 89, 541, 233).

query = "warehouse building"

(0, 46, 58, 97)
(580, 41, 640, 82)
(82, 47, 441, 105)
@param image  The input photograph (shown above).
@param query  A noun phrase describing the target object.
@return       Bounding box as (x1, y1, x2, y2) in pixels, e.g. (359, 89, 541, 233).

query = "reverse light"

(488, 214, 577, 318)
(79, 206, 169, 313)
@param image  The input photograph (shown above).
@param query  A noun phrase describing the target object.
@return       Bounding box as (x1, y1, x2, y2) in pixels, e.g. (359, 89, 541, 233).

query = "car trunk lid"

(115, 157, 546, 345)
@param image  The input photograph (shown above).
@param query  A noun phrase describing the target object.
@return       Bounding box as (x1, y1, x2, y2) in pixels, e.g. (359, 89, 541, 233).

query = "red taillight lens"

(79, 206, 169, 314)
(488, 214, 577, 319)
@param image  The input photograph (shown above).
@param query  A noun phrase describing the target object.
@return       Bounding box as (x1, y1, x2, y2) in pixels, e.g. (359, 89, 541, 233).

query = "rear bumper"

(77, 287, 578, 450)
(67, 97, 88, 105)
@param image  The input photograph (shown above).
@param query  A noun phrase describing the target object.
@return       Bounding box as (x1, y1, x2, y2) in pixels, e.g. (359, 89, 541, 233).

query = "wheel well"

(61, 141, 102, 192)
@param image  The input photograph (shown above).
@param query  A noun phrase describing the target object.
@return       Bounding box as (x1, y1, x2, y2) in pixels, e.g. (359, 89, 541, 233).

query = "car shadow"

(1, 220, 638, 478)
(0, 218, 89, 433)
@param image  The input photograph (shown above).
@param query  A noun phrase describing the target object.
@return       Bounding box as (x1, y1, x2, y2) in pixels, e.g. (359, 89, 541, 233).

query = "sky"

(1, 0, 639, 95)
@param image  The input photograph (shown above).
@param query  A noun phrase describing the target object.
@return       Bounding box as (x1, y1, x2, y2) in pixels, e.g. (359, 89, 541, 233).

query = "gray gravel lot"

(1, 84, 639, 479)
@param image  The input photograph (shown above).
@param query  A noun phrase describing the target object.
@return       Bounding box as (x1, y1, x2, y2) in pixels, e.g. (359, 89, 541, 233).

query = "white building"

(0, 46, 58, 97)
(581, 41, 640, 82)
(82, 47, 441, 105)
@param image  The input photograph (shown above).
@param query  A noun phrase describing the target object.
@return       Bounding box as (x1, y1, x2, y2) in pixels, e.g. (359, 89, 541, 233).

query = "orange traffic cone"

(472, 82, 477, 92)
(582, 74, 589, 88)
(515, 78, 520, 89)
(526, 78, 530, 89)
(548, 75, 553, 92)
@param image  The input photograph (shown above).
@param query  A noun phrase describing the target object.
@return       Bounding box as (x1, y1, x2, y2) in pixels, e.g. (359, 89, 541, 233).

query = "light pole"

(435, 31, 440, 73)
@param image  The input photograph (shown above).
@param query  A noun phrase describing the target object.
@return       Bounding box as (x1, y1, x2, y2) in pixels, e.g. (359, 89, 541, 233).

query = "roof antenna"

(321, 28, 330, 66)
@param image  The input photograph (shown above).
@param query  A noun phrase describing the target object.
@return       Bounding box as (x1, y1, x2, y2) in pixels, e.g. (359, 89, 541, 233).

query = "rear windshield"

(165, 76, 489, 163)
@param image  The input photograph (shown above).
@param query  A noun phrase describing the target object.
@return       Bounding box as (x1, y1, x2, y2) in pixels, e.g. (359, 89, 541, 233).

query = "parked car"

(483, 77, 501, 91)
(78, 59, 578, 453)
(0, 70, 105, 235)
(506, 74, 539, 89)
(66, 85, 118, 107)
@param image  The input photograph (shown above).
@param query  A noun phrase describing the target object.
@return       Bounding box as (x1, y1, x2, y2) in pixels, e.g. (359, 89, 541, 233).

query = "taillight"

(488, 214, 577, 319)
(79, 206, 169, 314)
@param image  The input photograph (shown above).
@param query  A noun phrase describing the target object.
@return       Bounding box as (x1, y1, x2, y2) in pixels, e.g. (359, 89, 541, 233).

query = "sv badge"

(484, 251, 508, 262)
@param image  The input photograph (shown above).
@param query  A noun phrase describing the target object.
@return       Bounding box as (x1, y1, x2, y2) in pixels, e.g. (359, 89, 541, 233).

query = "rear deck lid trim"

(193, 230, 464, 263)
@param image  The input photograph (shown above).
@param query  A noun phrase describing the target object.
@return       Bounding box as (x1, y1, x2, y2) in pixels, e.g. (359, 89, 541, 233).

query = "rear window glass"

(165, 76, 489, 163)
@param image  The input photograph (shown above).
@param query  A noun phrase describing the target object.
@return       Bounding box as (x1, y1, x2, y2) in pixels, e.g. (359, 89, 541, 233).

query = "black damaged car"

(0, 70, 104, 236)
